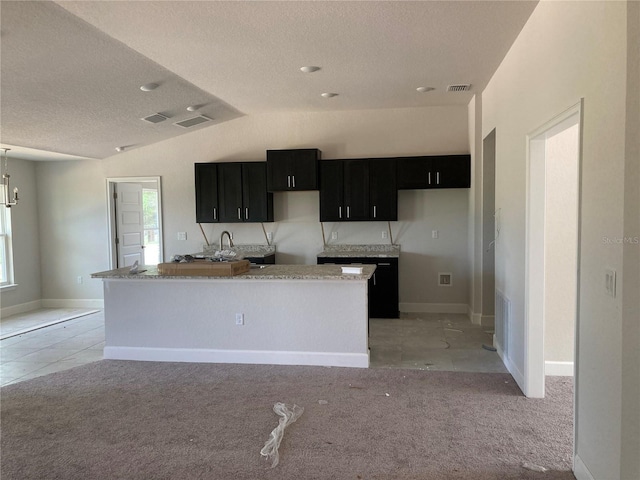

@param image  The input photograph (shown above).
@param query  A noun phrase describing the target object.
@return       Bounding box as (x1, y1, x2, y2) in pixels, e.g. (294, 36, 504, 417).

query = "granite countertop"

(91, 264, 375, 281)
(317, 244, 400, 258)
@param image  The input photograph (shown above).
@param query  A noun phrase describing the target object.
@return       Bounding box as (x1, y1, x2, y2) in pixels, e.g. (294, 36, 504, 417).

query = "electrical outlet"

(177, 232, 187, 241)
(432, 230, 439, 239)
(331, 232, 338, 241)
(438, 272, 453, 287)
(235, 313, 244, 325)
(382, 231, 388, 239)
(77, 276, 83, 284)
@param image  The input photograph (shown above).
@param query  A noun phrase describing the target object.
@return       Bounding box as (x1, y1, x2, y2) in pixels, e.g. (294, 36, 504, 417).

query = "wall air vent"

(447, 84, 472, 92)
(142, 113, 169, 124)
(174, 115, 212, 128)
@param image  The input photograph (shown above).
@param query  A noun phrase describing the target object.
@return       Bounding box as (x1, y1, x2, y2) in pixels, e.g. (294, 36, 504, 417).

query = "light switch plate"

(432, 230, 439, 239)
(177, 232, 187, 241)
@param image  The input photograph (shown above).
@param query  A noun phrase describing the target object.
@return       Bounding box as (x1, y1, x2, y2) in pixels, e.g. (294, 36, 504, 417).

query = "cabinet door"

(217, 163, 244, 222)
(369, 260, 399, 318)
(266, 150, 293, 191)
(343, 159, 370, 221)
(369, 159, 397, 221)
(266, 149, 319, 191)
(432, 155, 471, 188)
(396, 156, 432, 189)
(319, 160, 344, 221)
(290, 149, 320, 190)
(242, 162, 273, 222)
(194, 163, 219, 223)
(397, 155, 470, 189)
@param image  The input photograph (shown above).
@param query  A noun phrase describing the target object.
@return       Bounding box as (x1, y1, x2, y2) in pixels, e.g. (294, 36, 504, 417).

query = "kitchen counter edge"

(91, 264, 376, 281)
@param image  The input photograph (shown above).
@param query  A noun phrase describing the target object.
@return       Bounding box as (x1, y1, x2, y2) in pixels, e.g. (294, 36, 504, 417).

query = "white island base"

(95, 266, 372, 368)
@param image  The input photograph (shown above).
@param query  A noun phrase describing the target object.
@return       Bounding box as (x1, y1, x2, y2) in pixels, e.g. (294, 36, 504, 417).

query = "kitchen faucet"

(220, 230, 234, 250)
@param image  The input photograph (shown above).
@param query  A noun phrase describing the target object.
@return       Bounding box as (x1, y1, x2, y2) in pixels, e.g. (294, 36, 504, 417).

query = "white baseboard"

(494, 334, 525, 392)
(468, 308, 495, 327)
(400, 303, 469, 314)
(104, 346, 370, 369)
(545, 361, 574, 377)
(42, 299, 104, 309)
(0, 299, 43, 318)
(574, 454, 595, 480)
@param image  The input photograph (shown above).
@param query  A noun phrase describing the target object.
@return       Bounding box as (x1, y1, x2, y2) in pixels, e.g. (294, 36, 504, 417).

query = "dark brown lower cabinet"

(317, 256, 399, 319)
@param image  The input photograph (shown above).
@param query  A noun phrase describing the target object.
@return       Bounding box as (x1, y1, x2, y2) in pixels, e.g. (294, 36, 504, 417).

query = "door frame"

(524, 99, 583, 398)
(106, 176, 164, 269)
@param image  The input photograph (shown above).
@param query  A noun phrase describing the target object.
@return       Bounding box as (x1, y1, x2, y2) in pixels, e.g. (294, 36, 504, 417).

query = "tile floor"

(0, 310, 105, 386)
(0, 310, 506, 387)
(369, 313, 508, 373)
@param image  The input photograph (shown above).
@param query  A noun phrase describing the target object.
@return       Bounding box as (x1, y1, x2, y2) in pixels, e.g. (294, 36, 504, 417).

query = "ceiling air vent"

(142, 113, 169, 124)
(447, 84, 472, 92)
(174, 115, 212, 128)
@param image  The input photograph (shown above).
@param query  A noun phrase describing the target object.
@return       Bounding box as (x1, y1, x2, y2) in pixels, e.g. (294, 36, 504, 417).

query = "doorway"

(106, 177, 164, 268)
(525, 101, 582, 398)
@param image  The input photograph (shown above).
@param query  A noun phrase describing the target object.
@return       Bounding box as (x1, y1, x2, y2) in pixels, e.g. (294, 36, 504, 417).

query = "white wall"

(0, 158, 42, 312)
(37, 160, 107, 302)
(480, 1, 634, 478)
(620, 2, 640, 478)
(36, 106, 471, 308)
(544, 122, 579, 364)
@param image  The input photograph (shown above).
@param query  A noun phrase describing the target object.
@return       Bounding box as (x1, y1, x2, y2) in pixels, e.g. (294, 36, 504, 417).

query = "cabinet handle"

(436, 171, 440, 185)
(213, 207, 217, 220)
(339, 206, 342, 219)
(292, 175, 296, 188)
(378, 262, 391, 266)
(238, 208, 242, 220)
(373, 205, 377, 218)
(373, 273, 376, 286)
(428, 172, 432, 185)
(245, 207, 249, 220)
(287, 175, 291, 188)
(347, 206, 350, 218)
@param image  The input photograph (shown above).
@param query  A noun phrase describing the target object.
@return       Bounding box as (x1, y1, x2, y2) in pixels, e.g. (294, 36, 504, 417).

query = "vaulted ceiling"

(0, 1, 538, 161)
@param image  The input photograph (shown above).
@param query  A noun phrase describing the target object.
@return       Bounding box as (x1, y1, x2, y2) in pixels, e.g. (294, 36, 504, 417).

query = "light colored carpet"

(0, 360, 575, 479)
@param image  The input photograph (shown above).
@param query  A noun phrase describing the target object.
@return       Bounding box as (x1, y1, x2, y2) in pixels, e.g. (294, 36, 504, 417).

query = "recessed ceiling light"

(416, 87, 435, 93)
(140, 82, 159, 92)
(321, 92, 338, 98)
(115, 146, 125, 152)
(300, 66, 321, 73)
(187, 105, 199, 112)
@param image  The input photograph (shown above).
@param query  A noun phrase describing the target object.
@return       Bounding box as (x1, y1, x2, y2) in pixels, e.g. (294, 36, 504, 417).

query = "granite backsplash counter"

(317, 244, 400, 258)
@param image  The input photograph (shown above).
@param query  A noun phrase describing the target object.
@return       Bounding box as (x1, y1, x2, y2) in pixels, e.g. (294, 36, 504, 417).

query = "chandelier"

(1, 148, 19, 208)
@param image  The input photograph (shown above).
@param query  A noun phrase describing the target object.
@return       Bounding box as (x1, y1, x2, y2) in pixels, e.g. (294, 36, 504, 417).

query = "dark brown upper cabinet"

(266, 148, 320, 191)
(396, 155, 471, 189)
(195, 162, 273, 223)
(319, 158, 397, 222)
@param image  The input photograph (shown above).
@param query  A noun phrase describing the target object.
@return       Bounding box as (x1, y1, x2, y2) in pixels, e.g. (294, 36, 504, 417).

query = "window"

(0, 186, 14, 287)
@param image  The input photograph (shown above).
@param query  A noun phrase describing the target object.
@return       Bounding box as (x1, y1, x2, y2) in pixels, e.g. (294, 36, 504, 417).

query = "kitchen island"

(91, 264, 375, 368)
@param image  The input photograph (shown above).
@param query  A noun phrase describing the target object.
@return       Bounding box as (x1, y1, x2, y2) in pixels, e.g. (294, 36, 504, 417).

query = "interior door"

(116, 182, 144, 267)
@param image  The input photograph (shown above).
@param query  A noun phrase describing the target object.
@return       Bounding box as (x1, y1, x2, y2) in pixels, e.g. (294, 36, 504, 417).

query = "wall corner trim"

(573, 454, 596, 480)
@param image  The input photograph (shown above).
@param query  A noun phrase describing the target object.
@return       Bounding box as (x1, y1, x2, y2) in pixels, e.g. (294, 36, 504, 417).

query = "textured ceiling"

(0, 0, 538, 161)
